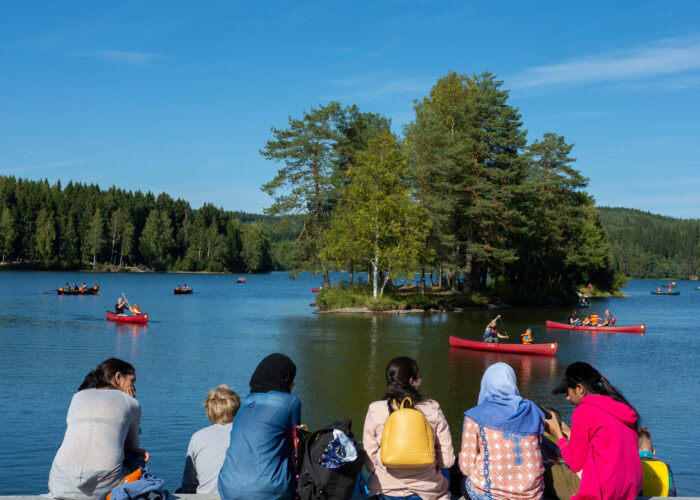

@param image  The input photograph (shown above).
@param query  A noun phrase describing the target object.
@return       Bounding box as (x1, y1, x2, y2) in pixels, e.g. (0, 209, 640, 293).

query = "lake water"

(0, 272, 698, 495)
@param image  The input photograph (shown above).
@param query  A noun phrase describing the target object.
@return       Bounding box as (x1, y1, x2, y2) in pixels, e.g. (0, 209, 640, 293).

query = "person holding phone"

(544, 362, 642, 500)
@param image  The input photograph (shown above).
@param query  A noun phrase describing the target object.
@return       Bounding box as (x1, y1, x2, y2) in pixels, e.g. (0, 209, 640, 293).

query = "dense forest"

(260, 71, 621, 300)
(0, 175, 301, 273)
(599, 207, 700, 279)
(4, 72, 693, 292)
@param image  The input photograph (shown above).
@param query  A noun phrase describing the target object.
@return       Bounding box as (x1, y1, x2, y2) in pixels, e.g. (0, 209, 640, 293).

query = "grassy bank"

(314, 282, 493, 312)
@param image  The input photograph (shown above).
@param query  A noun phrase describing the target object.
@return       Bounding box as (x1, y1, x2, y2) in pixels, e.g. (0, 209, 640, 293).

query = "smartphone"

(536, 404, 554, 420)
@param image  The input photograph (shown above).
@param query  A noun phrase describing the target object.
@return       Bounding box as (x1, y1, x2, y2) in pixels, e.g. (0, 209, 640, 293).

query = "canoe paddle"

(498, 316, 510, 338)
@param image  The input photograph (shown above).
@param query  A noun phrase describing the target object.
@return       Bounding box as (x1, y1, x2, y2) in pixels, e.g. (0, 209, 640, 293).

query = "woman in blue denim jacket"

(218, 353, 301, 500)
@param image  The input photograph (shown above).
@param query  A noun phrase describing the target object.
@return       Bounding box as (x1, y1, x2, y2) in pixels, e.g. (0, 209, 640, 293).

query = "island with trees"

(2, 70, 698, 310)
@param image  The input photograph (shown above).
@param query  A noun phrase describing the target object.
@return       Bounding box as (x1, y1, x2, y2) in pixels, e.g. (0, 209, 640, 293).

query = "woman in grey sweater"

(48, 358, 149, 500)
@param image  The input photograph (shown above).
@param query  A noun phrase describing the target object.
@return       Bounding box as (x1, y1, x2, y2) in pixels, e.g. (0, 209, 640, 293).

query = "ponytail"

(598, 378, 641, 431)
(383, 356, 426, 413)
(78, 358, 135, 392)
(78, 369, 110, 391)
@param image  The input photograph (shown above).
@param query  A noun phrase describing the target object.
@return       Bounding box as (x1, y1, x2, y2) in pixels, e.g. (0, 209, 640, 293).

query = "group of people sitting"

(60, 282, 90, 292)
(47, 354, 674, 500)
(567, 309, 615, 327)
(175, 284, 191, 291)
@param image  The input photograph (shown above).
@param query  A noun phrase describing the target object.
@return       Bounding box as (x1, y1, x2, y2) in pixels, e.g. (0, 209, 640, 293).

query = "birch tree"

(324, 131, 429, 298)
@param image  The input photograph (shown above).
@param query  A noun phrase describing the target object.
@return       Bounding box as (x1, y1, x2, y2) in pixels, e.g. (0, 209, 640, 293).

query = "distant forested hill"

(598, 207, 700, 279)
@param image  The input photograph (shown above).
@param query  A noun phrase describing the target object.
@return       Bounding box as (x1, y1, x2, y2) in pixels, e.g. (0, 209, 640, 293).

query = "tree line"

(261, 71, 622, 300)
(0, 176, 277, 273)
(598, 207, 700, 279)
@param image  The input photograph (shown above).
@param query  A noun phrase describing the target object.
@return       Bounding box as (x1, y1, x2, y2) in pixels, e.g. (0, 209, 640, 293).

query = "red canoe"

(106, 311, 149, 324)
(311, 288, 321, 293)
(449, 336, 558, 356)
(545, 320, 645, 334)
(57, 285, 99, 295)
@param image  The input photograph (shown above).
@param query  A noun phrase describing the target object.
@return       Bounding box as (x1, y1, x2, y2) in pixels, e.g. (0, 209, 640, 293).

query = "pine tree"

(0, 205, 15, 264)
(84, 208, 104, 270)
(260, 102, 343, 285)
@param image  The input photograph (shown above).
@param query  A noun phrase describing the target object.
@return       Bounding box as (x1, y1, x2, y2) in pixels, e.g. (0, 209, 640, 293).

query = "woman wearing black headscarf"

(218, 353, 301, 500)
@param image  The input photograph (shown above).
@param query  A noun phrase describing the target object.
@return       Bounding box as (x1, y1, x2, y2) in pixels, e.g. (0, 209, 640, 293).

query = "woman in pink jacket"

(363, 356, 455, 500)
(546, 362, 642, 500)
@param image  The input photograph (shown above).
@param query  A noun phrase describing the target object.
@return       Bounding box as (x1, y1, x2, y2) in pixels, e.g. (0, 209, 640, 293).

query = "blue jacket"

(218, 391, 302, 500)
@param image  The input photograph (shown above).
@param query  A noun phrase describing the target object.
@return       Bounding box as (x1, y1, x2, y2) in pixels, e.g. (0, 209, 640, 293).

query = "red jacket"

(558, 394, 642, 500)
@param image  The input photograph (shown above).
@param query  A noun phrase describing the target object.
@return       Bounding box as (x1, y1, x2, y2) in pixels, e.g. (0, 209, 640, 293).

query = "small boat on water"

(651, 291, 680, 295)
(57, 285, 99, 295)
(106, 311, 148, 324)
(174, 288, 193, 295)
(311, 288, 321, 293)
(237, 277, 246, 283)
(545, 320, 645, 334)
(449, 336, 558, 356)
(662, 282, 676, 287)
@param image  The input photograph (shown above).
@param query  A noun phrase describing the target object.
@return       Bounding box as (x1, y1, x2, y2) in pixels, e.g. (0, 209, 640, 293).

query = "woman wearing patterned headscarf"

(218, 353, 301, 500)
(459, 362, 545, 500)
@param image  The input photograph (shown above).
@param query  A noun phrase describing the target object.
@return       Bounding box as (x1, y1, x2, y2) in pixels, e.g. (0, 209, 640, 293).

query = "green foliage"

(599, 207, 700, 278)
(0, 205, 15, 264)
(0, 175, 281, 273)
(323, 130, 430, 298)
(139, 209, 175, 270)
(242, 222, 273, 273)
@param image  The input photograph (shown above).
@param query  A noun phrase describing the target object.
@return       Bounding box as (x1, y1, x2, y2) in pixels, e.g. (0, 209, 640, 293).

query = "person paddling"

(115, 297, 128, 315)
(521, 328, 533, 344)
(483, 315, 508, 343)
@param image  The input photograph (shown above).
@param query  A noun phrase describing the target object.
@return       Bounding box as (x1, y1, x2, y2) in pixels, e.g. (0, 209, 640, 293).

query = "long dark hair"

(78, 358, 135, 391)
(559, 361, 640, 430)
(383, 356, 425, 413)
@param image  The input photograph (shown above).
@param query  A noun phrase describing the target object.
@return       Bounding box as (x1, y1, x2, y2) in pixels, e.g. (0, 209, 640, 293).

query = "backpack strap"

(399, 397, 413, 409)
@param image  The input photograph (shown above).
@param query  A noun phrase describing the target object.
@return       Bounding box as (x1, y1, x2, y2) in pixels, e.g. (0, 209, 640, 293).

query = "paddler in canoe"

(567, 309, 581, 325)
(115, 295, 143, 316)
(521, 328, 533, 344)
(483, 315, 509, 343)
(600, 309, 615, 326)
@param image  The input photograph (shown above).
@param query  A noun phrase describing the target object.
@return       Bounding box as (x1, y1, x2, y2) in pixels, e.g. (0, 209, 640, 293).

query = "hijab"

(249, 353, 297, 393)
(464, 362, 543, 435)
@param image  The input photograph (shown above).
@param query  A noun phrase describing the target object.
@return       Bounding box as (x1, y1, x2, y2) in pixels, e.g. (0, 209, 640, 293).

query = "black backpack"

(298, 419, 366, 500)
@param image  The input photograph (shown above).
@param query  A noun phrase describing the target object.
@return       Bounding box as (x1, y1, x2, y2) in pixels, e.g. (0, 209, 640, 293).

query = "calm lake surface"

(0, 272, 698, 495)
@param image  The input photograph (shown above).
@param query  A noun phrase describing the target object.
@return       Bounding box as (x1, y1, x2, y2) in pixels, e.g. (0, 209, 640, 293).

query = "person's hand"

(126, 386, 135, 398)
(545, 414, 564, 441)
(560, 421, 571, 439)
(134, 448, 150, 463)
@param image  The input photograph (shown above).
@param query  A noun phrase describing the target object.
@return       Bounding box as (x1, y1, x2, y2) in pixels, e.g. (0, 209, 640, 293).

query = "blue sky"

(1, 1, 699, 218)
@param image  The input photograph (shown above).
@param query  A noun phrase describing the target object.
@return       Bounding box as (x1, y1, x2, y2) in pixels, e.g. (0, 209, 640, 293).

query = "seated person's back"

(179, 385, 240, 494)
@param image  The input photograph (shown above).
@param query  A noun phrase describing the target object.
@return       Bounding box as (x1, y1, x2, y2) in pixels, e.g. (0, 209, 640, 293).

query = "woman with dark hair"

(459, 362, 545, 500)
(363, 356, 454, 500)
(218, 353, 301, 500)
(49, 358, 148, 500)
(545, 361, 642, 500)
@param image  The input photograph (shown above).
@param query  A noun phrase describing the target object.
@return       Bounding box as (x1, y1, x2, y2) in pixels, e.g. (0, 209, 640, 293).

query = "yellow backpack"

(380, 397, 435, 468)
(640, 460, 671, 497)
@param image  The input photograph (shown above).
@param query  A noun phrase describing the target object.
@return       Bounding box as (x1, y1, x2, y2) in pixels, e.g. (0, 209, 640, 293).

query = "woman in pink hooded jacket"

(545, 362, 642, 500)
